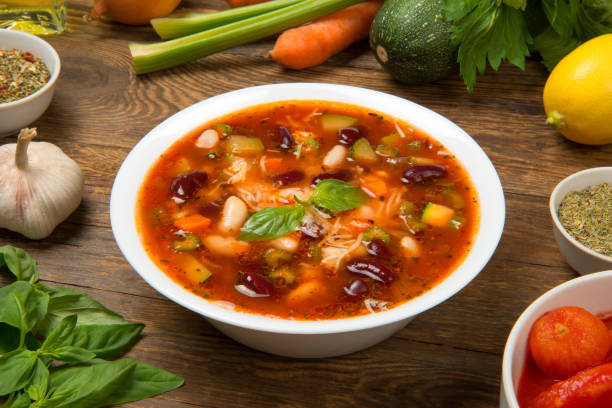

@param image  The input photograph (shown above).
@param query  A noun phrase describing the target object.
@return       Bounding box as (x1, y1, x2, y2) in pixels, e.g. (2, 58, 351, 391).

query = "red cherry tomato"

(529, 306, 610, 379)
(533, 361, 612, 408)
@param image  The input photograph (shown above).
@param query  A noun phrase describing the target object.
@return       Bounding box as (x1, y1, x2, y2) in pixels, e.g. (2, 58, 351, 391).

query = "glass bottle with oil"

(0, 0, 66, 34)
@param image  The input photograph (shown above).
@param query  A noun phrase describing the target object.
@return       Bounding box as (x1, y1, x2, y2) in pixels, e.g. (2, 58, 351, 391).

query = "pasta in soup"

(136, 101, 479, 319)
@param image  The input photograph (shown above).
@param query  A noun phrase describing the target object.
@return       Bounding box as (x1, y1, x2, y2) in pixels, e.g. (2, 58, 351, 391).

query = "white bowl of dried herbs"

(0, 29, 60, 137)
(550, 167, 612, 275)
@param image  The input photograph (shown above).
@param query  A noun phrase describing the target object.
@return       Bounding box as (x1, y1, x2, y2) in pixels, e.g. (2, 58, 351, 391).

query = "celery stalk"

(130, 0, 364, 75)
(152, 0, 305, 40)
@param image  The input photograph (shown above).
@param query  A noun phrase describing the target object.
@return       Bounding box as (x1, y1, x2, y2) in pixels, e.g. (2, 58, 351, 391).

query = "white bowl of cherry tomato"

(111, 83, 505, 357)
(501, 270, 612, 408)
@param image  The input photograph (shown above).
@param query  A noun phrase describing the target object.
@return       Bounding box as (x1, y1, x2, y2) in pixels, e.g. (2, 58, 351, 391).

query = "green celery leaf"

(33, 285, 126, 336)
(237, 205, 305, 242)
(0, 246, 38, 284)
(0, 392, 31, 408)
(0, 281, 49, 335)
(98, 359, 184, 406)
(43, 346, 96, 364)
(532, 27, 580, 70)
(70, 323, 144, 358)
(45, 359, 136, 408)
(310, 179, 368, 212)
(446, 1, 532, 91)
(0, 349, 37, 396)
(443, 0, 479, 21)
(25, 358, 49, 402)
(541, 0, 576, 38)
(574, 0, 612, 39)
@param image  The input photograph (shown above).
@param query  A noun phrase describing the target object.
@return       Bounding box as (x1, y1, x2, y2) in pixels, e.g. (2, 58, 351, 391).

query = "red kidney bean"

(170, 171, 208, 199)
(366, 239, 391, 259)
(272, 170, 305, 186)
(344, 279, 369, 297)
(277, 126, 294, 150)
(240, 272, 273, 297)
(198, 194, 229, 219)
(310, 169, 353, 187)
(401, 165, 447, 184)
(346, 258, 395, 284)
(338, 126, 366, 146)
(299, 220, 325, 239)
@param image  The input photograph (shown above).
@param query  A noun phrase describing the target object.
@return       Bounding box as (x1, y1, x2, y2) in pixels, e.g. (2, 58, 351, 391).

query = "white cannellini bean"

(400, 236, 421, 257)
(269, 236, 299, 253)
(203, 235, 249, 257)
(219, 196, 248, 234)
(323, 145, 348, 168)
(196, 129, 219, 149)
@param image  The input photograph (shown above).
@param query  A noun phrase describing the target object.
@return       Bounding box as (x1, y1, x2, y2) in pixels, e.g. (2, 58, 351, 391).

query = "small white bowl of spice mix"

(550, 167, 612, 275)
(0, 29, 60, 137)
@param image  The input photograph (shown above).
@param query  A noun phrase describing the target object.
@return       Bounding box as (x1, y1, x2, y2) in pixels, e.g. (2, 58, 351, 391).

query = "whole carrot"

(269, 0, 383, 70)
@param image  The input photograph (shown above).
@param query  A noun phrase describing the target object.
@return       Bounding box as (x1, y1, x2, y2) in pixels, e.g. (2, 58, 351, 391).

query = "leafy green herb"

(443, 0, 612, 90)
(310, 179, 369, 212)
(0, 246, 38, 284)
(237, 179, 369, 241)
(238, 205, 305, 242)
(0, 246, 183, 406)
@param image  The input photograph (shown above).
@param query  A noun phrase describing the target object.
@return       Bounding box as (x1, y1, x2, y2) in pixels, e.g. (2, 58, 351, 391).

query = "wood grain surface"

(1, 1, 611, 407)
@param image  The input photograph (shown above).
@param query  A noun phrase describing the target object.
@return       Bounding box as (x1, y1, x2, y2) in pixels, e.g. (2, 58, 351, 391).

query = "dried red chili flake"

(23, 52, 35, 62)
(0, 86, 8, 95)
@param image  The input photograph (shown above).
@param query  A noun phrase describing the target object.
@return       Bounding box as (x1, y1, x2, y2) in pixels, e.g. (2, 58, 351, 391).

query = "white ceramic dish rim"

(0, 29, 61, 109)
(501, 270, 612, 407)
(549, 167, 612, 263)
(110, 83, 505, 335)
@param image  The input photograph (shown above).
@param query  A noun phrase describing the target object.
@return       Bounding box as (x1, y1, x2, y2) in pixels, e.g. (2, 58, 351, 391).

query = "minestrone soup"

(137, 101, 479, 319)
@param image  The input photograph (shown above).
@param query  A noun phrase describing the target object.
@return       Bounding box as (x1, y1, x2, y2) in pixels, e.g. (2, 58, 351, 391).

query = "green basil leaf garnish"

(70, 323, 144, 359)
(310, 179, 369, 212)
(237, 205, 305, 242)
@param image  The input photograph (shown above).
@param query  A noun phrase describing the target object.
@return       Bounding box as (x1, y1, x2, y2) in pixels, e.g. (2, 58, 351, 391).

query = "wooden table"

(2, 1, 611, 406)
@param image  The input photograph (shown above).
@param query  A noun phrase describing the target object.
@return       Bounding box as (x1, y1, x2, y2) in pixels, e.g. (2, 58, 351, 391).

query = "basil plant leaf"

(40, 315, 77, 353)
(0, 281, 49, 335)
(43, 346, 96, 364)
(0, 392, 31, 408)
(32, 285, 126, 337)
(0, 246, 38, 284)
(310, 179, 369, 212)
(99, 359, 184, 406)
(0, 349, 37, 396)
(0, 323, 20, 354)
(25, 358, 49, 402)
(70, 323, 144, 358)
(45, 359, 137, 408)
(237, 205, 305, 242)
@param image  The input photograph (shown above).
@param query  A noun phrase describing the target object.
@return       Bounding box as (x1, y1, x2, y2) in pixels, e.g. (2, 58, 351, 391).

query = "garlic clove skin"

(0, 128, 84, 240)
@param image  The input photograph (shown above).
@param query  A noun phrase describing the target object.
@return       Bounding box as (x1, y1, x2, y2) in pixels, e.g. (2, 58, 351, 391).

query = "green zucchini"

(227, 135, 264, 155)
(421, 202, 455, 227)
(350, 138, 377, 163)
(320, 114, 358, 132)
(369, 0, 456, 84)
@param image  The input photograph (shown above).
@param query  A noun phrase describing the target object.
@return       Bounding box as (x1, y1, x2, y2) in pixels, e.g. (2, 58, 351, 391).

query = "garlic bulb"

(0, 128, 84, 239)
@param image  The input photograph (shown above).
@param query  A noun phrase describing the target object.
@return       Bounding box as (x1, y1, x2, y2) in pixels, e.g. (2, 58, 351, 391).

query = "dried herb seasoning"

(0, 48, 50, 104)
(558, 183, 612, 257)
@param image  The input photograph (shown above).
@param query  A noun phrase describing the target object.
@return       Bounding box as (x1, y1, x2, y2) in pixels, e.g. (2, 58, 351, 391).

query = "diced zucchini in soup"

(351, 138, 377, 163)
(421, 202, 455, 227)
(227, 135, 264, 155)
(320, 114, 358, 132)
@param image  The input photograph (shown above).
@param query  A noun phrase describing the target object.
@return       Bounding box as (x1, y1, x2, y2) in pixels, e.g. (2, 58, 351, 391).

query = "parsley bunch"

(444, 0, 612, 91)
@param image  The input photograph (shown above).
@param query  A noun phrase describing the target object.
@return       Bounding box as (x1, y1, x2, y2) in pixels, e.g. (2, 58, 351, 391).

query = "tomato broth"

(136, 101, 479, 319)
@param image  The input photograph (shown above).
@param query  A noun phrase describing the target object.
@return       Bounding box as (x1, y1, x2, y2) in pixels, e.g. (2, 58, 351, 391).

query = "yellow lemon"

(543, 34, 612, 145)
